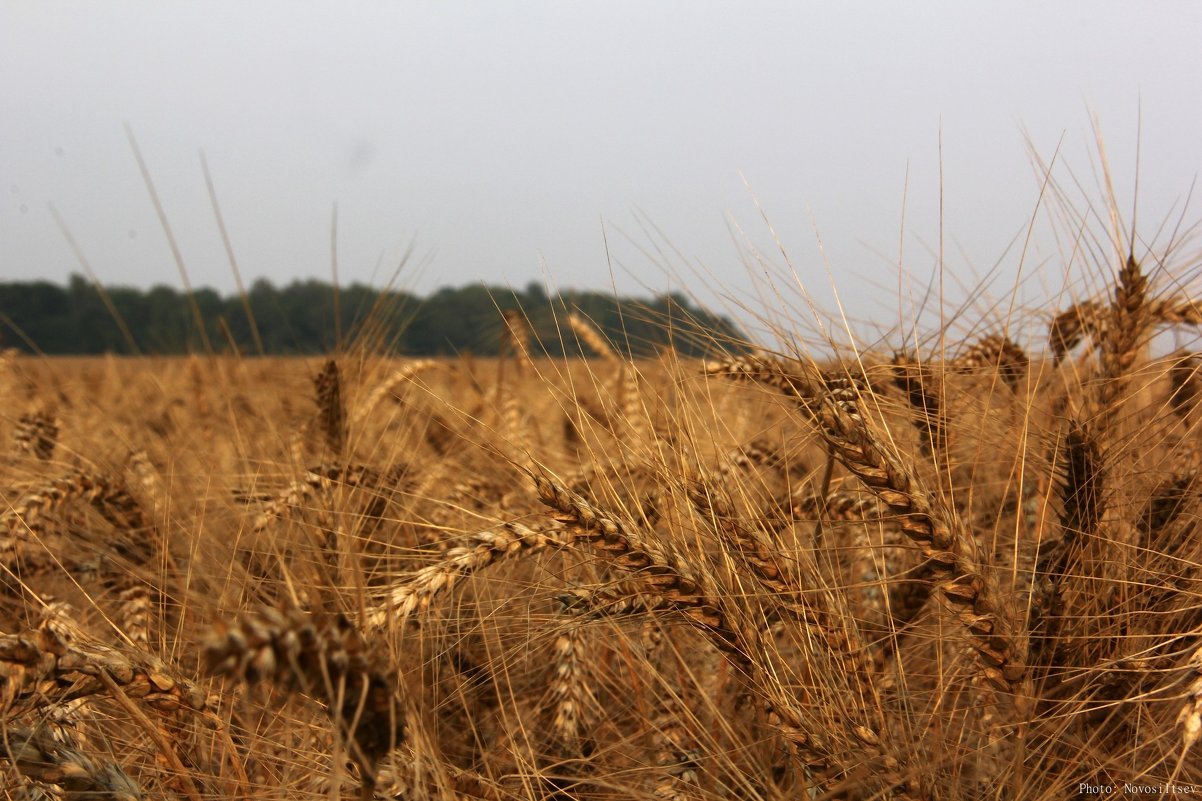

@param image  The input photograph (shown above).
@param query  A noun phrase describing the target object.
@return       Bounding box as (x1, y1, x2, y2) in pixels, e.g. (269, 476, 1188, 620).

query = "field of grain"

(2, 265, 1202, 800)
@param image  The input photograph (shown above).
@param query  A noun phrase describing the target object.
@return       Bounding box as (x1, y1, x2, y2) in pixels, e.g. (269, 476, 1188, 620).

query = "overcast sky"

(2, 2, 1201, 341)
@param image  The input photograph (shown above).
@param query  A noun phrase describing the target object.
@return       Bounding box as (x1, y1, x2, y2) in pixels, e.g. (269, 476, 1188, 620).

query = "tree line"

(0, 275, 745, 358)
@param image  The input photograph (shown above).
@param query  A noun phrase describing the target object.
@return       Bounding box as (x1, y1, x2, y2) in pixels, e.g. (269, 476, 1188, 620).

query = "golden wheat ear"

(314, 358, 346, 456)
(364, 519, 565, 627)
(1179, 645, 1202, 760)
(1168, 351, 1202, 417)
(567, 312, 618, 363)
(203, 604, 403, 794)
(890, 350, 946, 456)
(12, 409, 59, 460)
(950, 334, 1030, 390)
(1049, 301, 1105, 366)
(501, 309, 534, 374)
(707, 354, 1028, 691)
(0, 722, 144, 799)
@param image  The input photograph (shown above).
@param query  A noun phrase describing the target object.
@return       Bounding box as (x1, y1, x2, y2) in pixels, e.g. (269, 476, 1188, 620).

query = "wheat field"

(2, 254, 1202, 800)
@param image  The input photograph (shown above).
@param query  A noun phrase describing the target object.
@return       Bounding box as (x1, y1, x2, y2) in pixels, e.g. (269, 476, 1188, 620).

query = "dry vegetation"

(3, 239, 1202, 800)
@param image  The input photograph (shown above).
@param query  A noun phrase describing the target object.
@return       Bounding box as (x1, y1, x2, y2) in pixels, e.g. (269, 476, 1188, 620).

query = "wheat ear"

(0, 624, 213, 717)
(950, 334, 1029, 390)
(706, 356, 1029, 691)
(250, 463, 408, 533)
(687, 478, 877, 689)
(0, 723, 143, 800)
(314, 358, 346, 456)
(204, 604, 403, 793)
(532, 471, 911, 793)
(2, 473, 152, 571)
(567, 312, 619, 363)
(547, 624, 596, 757)
(891, 351, 946, 456)
(1178, 645, 1202, 759)
(1049, 300, 1107, 365)
(350, 358, 436, 430)
(12, 409, 59, 460)
(1169, 352, 1202, 418)
(532, 472, 738, 651)
(502, 309, 534, 373)
(365, 520, 566, 627)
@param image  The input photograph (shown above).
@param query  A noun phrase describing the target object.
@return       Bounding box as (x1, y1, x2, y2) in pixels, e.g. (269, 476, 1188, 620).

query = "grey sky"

(2, 2, 1201, 341)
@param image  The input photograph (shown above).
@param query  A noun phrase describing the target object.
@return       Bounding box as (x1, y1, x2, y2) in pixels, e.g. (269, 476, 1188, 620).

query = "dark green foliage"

(0, 275, 744, 357)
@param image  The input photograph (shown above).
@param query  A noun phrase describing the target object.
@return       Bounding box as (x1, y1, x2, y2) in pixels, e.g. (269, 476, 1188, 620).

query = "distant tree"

(0, 276, 746, 357)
